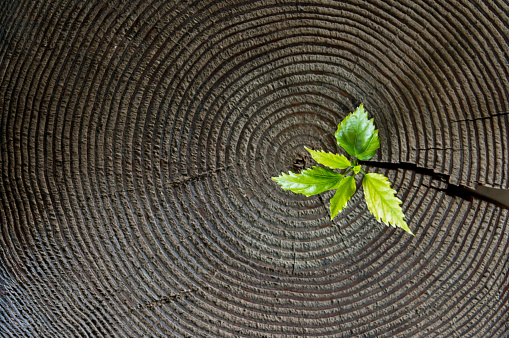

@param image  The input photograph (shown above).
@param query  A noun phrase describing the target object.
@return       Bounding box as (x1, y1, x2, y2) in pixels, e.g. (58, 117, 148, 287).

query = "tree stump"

(1, 0, 508, 336)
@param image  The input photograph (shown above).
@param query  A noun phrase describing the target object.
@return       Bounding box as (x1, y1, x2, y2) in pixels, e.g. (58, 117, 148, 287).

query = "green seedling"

(273, 104, 413, 235)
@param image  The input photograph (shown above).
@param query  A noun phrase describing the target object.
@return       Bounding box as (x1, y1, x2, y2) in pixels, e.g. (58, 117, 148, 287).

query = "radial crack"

(452, 112, 509, 122)
(412, 147, 462, 151)
(360, 160, 509, 210)
(167, 165, 235, 187)
(132, 288, 198, 312)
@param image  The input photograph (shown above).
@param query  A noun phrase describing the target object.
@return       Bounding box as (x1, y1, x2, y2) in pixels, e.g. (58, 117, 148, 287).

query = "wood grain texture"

(1, 0, 508, 336)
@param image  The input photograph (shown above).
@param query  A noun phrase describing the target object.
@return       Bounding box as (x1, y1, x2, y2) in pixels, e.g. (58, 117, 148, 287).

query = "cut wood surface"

(1, 0, 508, 336)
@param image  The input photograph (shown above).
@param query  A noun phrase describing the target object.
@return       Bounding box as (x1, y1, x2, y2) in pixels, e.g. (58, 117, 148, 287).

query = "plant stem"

(344, 167, 353, 175)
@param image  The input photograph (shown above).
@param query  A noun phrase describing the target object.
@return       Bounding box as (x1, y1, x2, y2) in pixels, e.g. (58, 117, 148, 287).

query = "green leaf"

(305, 147, 351, 169)
(362, 173, 414, 235)
(353, 165, 361, 174)
(335, 104, 380, 160)
(330, 176, 356, 220)
(272, 166, 344, 197)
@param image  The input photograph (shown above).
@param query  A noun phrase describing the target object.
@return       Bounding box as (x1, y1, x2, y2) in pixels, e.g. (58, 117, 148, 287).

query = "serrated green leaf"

(304, 147, 351, 169)
(362, 173, 414, 235)
(330, 176, 356, 220)
(353, 165, 361, 174)
(335, 104, 380, 160)
(272, 166, 343, 197)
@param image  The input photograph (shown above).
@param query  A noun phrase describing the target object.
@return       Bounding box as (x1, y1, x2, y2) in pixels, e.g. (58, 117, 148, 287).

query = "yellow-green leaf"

(330, 176, 356, 220)
(272, 166, 343, 197)
(305, 147, 351, 169)
(362, 173, 413, 235)
(353, 165, 361, 174)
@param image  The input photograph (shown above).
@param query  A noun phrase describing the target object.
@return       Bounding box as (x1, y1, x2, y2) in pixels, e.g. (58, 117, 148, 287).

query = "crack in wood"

(411, 147, 462, 151)
(292, 242, 297, 274)
(317, 195, 328, 213)
(452, 111, 509, 122)
(167, 164, 235, 187)
(132, 288, 198, 312)
(361, 160, 509, 210)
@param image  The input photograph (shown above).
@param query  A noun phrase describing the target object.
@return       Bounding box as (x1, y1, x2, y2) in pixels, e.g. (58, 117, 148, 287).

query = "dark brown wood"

(1, 0, 508, 336)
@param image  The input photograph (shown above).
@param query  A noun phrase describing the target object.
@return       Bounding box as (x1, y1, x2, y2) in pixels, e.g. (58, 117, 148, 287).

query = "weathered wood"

(1, 0, 508, 336)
